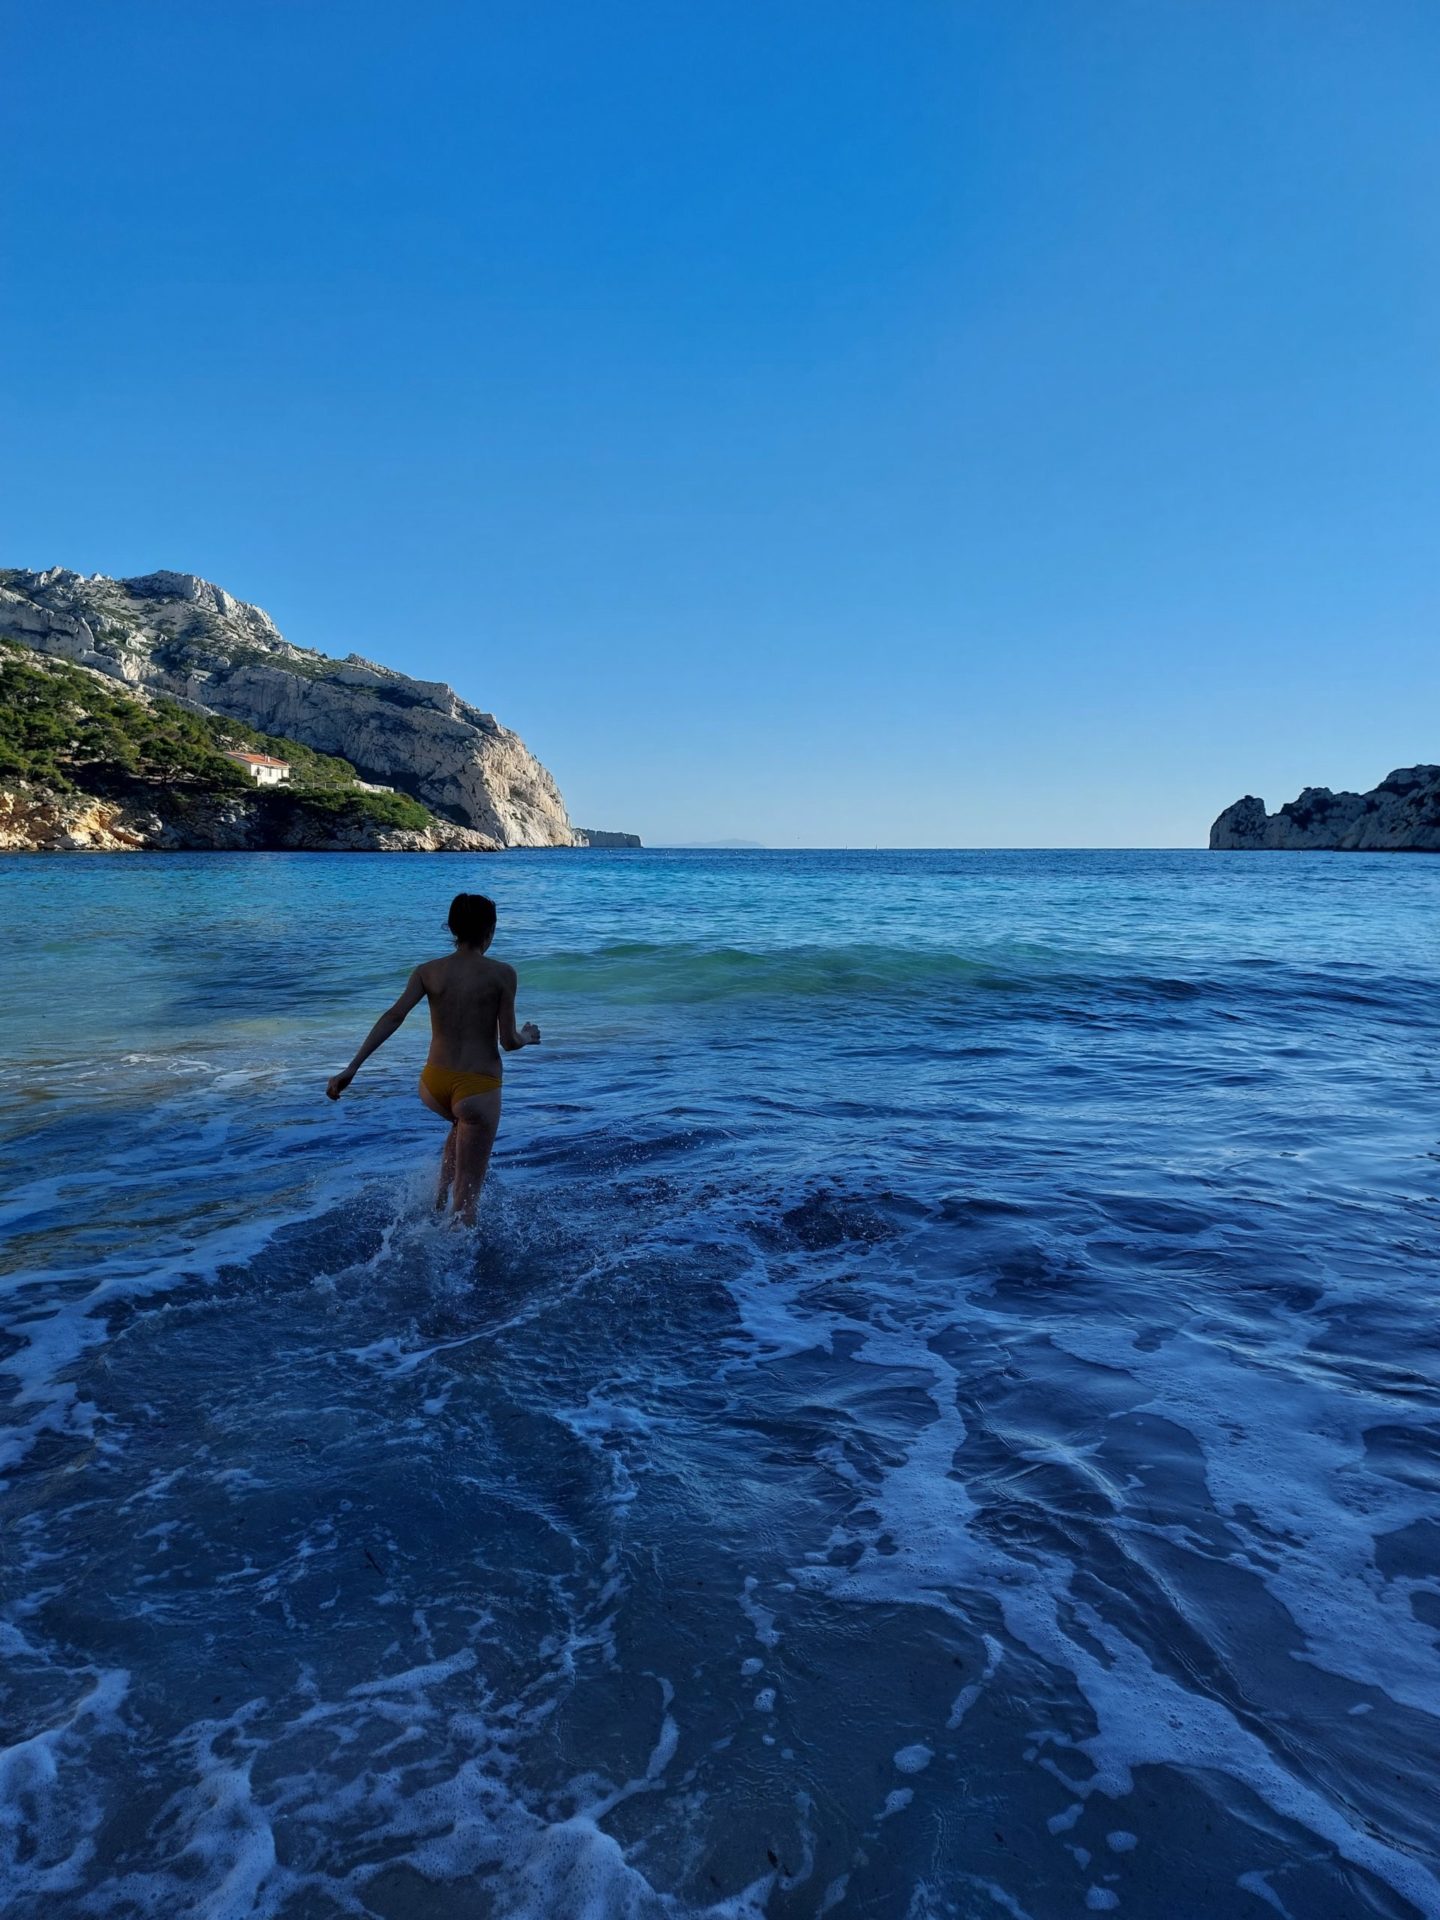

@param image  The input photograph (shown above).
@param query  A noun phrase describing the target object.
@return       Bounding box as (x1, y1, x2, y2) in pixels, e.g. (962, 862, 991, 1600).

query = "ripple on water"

(1, 849, 1438, 1918)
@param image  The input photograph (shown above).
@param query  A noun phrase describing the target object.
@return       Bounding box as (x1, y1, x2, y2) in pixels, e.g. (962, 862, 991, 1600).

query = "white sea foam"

(738, 1575, 780, 1649)
(737, 1225, 1440, 1919)
(948, 1635, 1004, 1728)
(1045, 1314, 1440, 1713)
(0, 1670, 129, 1906)
(1238, 1868, 1297, 1918)
(5, 852, 1439, 1915)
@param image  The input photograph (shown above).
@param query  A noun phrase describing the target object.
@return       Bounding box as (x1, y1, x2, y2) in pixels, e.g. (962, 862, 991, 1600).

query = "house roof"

(223, 751, 291, 768)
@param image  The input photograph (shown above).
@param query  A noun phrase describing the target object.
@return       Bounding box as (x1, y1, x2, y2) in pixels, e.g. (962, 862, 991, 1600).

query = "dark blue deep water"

(2, 849, 1438, 1919)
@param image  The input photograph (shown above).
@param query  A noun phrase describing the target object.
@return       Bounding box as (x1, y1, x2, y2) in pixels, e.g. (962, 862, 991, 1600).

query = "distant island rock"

(573, 828, 643, 848)
(0, 567, 636, 852)
(1210, 766, 1440, 852)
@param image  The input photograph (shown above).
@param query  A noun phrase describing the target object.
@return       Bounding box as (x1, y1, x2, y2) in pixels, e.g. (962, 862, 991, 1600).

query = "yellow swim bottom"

(421, 1064, 503, 1111)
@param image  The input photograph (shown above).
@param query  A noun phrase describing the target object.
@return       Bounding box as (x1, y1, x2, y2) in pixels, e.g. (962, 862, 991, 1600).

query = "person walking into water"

(326, 893, 540, 1223)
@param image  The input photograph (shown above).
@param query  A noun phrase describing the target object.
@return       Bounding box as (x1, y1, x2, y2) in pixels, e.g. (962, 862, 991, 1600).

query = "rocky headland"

(0, 566, 637, 850)
(573, 827, 643, 848)
(1210, 766, 1440, 852)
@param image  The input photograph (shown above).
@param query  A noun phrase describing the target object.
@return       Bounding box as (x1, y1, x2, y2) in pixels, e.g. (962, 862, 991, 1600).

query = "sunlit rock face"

(1210, 767, 1440, 851)
(0, 567, 580, 846)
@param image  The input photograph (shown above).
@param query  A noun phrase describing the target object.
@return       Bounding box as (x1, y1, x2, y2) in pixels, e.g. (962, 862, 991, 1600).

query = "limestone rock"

(0, 567, 595, 846)
(0, 780, 499, 854)
(1210, 767, 1440, 851)
(0, 785, 153, 851)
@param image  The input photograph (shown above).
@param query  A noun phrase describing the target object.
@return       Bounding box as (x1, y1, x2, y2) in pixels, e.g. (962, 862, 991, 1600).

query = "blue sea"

(2, 848, 1438, 1920)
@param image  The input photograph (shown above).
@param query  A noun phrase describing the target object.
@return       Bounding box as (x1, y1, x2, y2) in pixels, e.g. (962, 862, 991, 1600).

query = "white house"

(223, 751, 291, 787)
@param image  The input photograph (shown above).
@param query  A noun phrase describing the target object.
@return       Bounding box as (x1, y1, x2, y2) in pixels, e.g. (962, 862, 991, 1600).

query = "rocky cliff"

(1210, 766, 1440, 851)
(0, 567, 616, 847)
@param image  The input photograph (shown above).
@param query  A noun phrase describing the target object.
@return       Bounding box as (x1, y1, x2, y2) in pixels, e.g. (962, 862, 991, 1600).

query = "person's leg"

(435, 1123, 458, 1209)
(450, 1090, 502, 1225)
(418, 1077, 458, 1209)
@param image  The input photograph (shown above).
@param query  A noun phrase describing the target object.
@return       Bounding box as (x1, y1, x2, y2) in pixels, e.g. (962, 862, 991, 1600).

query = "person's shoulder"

(415, 954, 451, 984)
(487, 956, 518, 985)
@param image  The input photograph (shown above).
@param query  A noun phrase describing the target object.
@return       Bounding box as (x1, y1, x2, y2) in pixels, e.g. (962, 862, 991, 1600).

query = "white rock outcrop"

(0, 567, 587, 846)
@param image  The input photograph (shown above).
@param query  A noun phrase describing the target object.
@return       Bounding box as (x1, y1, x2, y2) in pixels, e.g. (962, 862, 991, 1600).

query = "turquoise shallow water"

(1, 848, 1438, 1919)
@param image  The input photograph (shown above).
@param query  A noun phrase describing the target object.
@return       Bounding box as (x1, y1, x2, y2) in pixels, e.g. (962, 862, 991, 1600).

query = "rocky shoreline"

(0, 783, 653, 854)
(1210, 765, 1440, 852)
(0, 781, 500, 854)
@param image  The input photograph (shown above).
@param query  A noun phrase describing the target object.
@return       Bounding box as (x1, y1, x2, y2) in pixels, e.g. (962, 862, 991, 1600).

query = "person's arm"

(497, 964, 541, 1053)
(326, 968, 427, 1100)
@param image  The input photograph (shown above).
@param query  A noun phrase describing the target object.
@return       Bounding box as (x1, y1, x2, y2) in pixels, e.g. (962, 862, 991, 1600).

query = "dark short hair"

(448, 892, 497, 948)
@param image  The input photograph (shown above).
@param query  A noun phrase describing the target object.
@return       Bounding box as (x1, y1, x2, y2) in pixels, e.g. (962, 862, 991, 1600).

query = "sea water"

(1, 848, 1437, 1920)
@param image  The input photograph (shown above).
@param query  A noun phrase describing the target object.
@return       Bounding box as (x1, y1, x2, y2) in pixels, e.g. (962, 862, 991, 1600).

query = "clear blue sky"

(4, 3, 1438, 845)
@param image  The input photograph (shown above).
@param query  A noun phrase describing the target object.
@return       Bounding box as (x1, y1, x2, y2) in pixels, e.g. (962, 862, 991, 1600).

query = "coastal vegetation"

(0, 642, 431, 833)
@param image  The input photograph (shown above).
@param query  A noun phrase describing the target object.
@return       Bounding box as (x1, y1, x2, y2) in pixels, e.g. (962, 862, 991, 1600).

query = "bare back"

(418, 950, 517, 1075)
(327, 904, 537, 1224)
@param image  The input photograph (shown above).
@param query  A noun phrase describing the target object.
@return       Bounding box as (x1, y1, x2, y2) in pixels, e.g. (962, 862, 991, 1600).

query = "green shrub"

(288, 788, 431, 833)
(0, 644, 434, 831)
